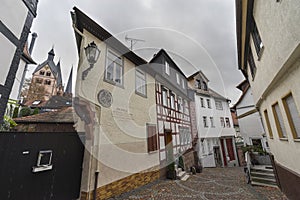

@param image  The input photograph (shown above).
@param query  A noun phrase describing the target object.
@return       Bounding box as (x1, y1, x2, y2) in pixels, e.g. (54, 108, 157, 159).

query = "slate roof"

(43, 95, 72, 109)
(14, 107, 74, 123)
(65, 67, 73, 94)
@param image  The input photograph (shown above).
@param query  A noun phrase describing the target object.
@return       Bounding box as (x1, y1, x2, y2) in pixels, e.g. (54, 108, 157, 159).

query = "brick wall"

(80, 169, 160, 200)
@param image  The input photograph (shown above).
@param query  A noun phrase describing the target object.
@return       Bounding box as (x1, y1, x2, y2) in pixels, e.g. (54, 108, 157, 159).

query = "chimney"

(29, 32, 37, 54)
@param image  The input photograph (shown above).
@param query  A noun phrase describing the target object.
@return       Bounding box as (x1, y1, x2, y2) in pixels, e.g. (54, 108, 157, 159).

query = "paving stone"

(110, 167, 288, 200)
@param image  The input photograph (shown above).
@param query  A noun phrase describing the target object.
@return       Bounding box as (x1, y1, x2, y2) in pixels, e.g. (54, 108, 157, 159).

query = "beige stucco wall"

(249, 0, 300, 103)
(250, 0, 300, 175)
(75, 30, 159, 192)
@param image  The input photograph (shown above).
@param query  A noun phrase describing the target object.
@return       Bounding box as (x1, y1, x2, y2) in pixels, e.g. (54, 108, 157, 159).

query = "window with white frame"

(165, 61, 170, 75)
(162, 88, 168, 107)
(135, 69, 146, 96)
(225, 117, 231, 128)
(183, 99, 189, 115)
(179, 126, 191, 146)
(210, 117, 215, 127)
(282, 93, 300, 139)
(220, 117, 225, 127)
(178, 96, 183, 112)
(215, 100, 223, 110)
(176, 73, 180, 84)
(207, 99, 211, 108)
(105, 50, 123, 86)
(203, 116, 208, 128)
(181, 78, 185, 89)
(200, 98, 205, 107)
(170, 92, 175, 109)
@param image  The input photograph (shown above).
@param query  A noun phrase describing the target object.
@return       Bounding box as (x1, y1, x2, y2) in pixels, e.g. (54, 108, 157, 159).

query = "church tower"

(26, 48, 64, 103)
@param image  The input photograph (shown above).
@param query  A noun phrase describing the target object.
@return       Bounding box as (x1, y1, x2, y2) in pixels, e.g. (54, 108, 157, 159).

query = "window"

(251, 17, 264, 59)
(135, 69, 146, 96)
(181, 78, 185, 89)
(179, 127, 192, 146)
(200, 98, 205, 107)
(263, 110, 273, 138)
(210, 117, 215, 127)
(272, 103, 287, 139)
(105, 50, 123, 86)
(203, 82, 208, 91)
(170, 92, 175, 109)
(162, 88, 168, 107)
(147, 124, 158, 152)
(282, 94, 300, 139)
(35, 78, 42, 84)
(183, 99, 189, 115)
(39, 70, 45, 75)
(215, 100, 223, 110)
(176, 73, 180, 84)
(248, 47, 257, 79)
(207, 99, 211, 108)
(32, 150, 53, 173)
(44, 80, 51, 85)
(178, 96, 183, 112)
(196, 79, 201, 89)
(46, 71, 51, 76)
(220, 117, 225, 127)
(203, 116, 208, 128)
(225, 117, 231, 128)
(165, 61, 170, 75)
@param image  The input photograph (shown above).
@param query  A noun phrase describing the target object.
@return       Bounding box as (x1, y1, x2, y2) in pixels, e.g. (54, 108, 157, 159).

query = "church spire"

(65, 66, 73, 95)
(47, 48, 55, 60)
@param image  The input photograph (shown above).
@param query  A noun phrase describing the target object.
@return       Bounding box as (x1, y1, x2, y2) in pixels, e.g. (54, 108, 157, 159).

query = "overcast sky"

(28, 0, 244, 105)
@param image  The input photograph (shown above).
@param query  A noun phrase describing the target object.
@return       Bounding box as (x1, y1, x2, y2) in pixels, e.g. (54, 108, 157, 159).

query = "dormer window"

(196, 79, 201, 89)
(46, 71, 51, 76)
(203, 82, 208, 91)
(44, 80, 51, 85)
(165, 61, 170, 75)
(39, 71, 45, 75)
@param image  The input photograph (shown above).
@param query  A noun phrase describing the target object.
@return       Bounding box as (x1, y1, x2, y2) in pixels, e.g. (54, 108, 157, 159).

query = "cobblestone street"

(111, 167, 288, 200)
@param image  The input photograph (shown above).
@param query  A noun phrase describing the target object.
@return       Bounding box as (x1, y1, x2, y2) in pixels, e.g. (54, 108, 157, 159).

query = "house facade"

(72, 7, 159, 200)
(188, 71, 238, 167)
(149, 49, 196, 177)
(234, 80, 269, 151)
(236, 0, 300, 198)
(0, 0, 39, 123)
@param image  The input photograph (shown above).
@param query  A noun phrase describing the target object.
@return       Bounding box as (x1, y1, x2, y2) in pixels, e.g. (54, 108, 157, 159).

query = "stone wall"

(182, 149, 195, 172)
(80, 169, 160, 200)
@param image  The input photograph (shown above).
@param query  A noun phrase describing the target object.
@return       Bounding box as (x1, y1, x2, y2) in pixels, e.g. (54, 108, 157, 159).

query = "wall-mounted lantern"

(82, 41, 100, 80)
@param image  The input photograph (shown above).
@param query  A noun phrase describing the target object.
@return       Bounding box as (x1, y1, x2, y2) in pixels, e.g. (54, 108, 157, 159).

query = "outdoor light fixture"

(82, 41, 100, 80)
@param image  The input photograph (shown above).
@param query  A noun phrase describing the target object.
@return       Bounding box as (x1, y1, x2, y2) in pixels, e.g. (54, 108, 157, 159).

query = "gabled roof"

(43, 95, 72, 109)
(149, 49, 186, 78)
(56, 60, 63, 86)
(14, 107, 74, 123)
(33, 48, 61, 81)
(71, 7, 147, 66)
(233, 81, 250, 108)
(187, 70, 209, 82)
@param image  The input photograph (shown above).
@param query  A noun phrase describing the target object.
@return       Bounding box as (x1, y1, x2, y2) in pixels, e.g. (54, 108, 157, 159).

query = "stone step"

(251, 168, 274, 174)
(251, 171, 275, 178)
(251, 181, 278, 188)
(177, 171, 186, 179)
(252, 176, 276, 183)
(181, 174, 190, 181)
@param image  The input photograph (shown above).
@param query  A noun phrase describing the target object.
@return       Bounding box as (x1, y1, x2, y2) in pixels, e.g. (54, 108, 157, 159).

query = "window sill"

(279, 138, 288, 141)
(148, 150, 158, 154)
(293, 139, 300, 142)
(135, 91, 147, 98)
(103, 78, 124, 89)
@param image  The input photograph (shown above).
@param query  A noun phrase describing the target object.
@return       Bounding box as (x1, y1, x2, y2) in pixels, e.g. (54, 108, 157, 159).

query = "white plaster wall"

(9, 59, 26, 100)
(0, 34, 16, 85)
(0, 0, 28, 39)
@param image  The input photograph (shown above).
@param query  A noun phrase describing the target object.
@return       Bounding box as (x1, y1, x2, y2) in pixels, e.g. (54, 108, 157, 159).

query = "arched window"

(44, 80, 51, 85)
(39, 70, 45, 75)
(46, 71, 51, 76)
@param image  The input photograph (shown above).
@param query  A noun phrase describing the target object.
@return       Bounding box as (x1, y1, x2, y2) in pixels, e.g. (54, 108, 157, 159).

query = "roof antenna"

(125, 35, 145, 50)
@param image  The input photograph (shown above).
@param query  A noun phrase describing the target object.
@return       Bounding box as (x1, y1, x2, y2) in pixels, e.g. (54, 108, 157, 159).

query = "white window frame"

(162, 88, 168, 107)
(215, 100, 223, 110)
(105, 49, 123, 86)
(165, 61, 170, 75)
(135, 69, 147, 97)
(203, 116, 208, 128)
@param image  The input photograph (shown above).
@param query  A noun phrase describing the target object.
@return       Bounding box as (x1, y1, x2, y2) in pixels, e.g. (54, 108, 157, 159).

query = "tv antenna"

(125, 35, 145, 50)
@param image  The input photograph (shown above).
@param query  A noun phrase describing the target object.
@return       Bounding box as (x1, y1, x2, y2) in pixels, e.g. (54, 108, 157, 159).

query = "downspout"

(93, 105, 101, 200)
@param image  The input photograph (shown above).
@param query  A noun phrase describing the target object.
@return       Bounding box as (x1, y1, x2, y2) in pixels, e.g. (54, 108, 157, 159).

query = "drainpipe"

(17, 32, 37, 102)
(93, 105, 101, 200)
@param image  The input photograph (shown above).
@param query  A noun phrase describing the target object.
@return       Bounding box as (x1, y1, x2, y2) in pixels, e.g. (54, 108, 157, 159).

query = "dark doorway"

(0, 132, 85, 200)
(213, 146, 222, 167)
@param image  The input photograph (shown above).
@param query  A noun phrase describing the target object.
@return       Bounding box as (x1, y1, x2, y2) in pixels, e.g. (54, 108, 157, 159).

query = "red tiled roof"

(14, 107, 74, 123)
